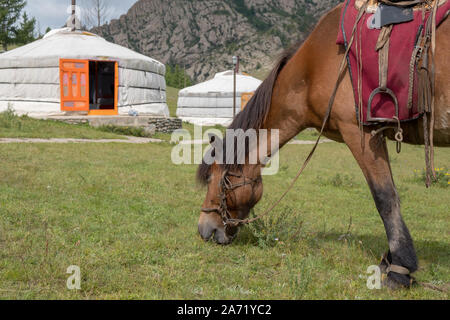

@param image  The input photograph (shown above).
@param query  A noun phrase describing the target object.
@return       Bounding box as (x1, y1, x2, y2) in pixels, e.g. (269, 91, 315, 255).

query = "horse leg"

(338, 123, 418, 288)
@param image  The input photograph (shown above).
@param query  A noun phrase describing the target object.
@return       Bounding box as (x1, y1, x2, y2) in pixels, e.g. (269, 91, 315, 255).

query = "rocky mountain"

(93, 0, 341, 82)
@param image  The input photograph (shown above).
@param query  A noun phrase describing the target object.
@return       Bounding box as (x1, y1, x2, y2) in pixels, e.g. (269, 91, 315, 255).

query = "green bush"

(230, 0, 271, 32)
(97, 125, 153, 138)
(0, 105, 24, 130)
(246, 206, 303, 248)
(213, 10, 231, 16)
(413, 167, 449, 188)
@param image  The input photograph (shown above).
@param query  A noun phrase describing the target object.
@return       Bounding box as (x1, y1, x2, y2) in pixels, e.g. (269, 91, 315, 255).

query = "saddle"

(337, 0, 449, 186)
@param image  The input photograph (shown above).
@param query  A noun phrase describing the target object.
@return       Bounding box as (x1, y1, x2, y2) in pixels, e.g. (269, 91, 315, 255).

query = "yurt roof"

(179, 71, 262, 96)
(0, 28, 165, 75)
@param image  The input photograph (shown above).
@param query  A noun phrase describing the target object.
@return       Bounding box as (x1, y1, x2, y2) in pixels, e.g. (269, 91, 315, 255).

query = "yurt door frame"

(87, 60, 119, 116)
(59, 59, 118, 115)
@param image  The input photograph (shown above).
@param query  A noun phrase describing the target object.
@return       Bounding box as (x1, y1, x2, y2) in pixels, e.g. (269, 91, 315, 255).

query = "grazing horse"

(196, 4, 449, 288)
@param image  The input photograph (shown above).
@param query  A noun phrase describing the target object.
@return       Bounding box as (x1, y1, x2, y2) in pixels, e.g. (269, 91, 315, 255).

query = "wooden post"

(233, 67, 236, 118)
(232, 56, 240, 118)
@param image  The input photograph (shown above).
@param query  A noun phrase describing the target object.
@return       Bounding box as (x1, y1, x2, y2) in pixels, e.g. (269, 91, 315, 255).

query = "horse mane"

(197, 43, 300, 185)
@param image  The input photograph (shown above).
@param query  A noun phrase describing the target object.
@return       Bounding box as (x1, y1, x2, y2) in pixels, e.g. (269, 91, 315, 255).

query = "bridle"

(201, 168, 261, 231)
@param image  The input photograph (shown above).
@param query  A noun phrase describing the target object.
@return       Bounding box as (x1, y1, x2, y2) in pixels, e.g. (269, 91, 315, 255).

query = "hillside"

(93, 0, 341, 82)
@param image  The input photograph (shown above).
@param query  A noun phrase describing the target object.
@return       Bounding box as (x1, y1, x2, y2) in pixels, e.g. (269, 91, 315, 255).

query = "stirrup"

(366, 87, 400, 123)
(368, 87, 403, 153)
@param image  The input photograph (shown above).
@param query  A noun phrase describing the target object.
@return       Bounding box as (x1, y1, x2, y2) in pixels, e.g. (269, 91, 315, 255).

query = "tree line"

(0, 0, 37, 51)
(166, 65, 193, 89)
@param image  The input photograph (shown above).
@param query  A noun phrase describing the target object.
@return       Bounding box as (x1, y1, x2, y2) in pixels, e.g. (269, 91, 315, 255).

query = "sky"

(25, 0, 138, 34)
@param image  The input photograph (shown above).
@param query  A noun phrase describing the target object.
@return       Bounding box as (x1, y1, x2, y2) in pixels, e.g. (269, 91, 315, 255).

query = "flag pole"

(71, 0, 76, 31)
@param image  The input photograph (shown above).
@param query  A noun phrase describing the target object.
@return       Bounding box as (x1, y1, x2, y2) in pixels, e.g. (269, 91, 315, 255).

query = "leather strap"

(382, 252, 411, 275)
(376, 25, 393, 90)
(387, 264, 411, 275)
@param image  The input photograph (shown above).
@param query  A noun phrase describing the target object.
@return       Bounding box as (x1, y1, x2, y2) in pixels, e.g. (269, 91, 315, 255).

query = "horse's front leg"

(338, 123, 418, 288)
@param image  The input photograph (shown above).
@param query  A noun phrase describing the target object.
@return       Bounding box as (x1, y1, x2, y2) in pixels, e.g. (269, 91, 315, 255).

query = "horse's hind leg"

(338, 123, 418, 288)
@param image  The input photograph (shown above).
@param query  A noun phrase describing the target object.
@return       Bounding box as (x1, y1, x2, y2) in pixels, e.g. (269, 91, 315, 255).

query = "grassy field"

(0, 109, 223, 142)
(0, 109, 126, 140)
(3, 44, 19, 52)
(0, 128, 448, 299)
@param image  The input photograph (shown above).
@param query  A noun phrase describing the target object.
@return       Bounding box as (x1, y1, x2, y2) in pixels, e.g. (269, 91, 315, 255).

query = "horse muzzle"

(198, 212, 237, 245)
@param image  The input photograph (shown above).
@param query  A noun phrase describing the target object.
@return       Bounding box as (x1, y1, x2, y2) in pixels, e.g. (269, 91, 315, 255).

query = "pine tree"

(165, 64, 192, 89)
(0, 0, 26, 51)
(15, 11, 36, 45)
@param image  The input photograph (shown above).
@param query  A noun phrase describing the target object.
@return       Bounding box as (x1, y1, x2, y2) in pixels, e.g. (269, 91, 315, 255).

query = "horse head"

(197, 134, 264, 245)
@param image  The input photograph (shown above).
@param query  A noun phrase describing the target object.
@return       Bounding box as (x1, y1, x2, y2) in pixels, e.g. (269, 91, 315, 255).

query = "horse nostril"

(213, 228, 232, 245)
(198, 223, 215, 241)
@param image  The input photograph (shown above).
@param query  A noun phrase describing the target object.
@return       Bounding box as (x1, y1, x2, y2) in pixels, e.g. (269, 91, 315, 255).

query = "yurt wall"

(177, 71, 262, 126)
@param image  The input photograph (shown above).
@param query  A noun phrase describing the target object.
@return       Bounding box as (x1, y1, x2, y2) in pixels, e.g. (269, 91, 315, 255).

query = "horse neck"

(260, 49, 310, 157)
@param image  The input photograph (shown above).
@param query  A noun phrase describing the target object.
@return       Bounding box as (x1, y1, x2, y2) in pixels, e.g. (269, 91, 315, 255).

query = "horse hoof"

(379, 251, 416, 290)
(382, 272, 416, 290)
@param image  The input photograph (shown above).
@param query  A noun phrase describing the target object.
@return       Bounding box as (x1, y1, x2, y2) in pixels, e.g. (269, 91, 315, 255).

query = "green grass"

(0, 109, 126, 140)
(295, 128, 322, 141)
(154, 122, 319, 143)
(250, 68, 270, 81)
(4, 44, 19, 52)
(166, 86, 180, 117)
(0, 85, 181, 139)
(96, 125, 154, 138)
(152, 122, 226, 142)
(0, 137, 448, 299)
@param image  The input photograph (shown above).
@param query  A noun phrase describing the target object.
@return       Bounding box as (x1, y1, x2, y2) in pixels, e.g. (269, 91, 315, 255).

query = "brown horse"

(197, 4, 449, 289)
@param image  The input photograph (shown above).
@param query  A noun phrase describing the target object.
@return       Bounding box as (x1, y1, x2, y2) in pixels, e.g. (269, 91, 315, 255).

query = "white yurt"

(176, 71, 262, 126)
(0, 28, 169, 117)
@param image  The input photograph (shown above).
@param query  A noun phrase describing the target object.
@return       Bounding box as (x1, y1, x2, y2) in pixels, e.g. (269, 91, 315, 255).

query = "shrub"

(0, 104, 23, 130)
(413, 167, 449, 188)
(245, 206, 303, 248)
(97, 125, 152, 138)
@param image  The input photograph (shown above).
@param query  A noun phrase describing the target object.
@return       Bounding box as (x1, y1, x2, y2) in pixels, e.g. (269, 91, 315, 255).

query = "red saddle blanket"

(337, 0, 449, 125)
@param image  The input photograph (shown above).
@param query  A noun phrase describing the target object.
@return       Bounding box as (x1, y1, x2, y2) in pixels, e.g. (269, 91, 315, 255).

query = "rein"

(202, 2, 369, 230)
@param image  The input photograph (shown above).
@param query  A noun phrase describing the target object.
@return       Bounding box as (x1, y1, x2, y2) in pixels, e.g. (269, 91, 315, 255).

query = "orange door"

(241, 92, 254, 110)
(60, 59, 89, 112)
